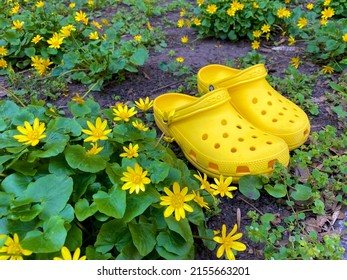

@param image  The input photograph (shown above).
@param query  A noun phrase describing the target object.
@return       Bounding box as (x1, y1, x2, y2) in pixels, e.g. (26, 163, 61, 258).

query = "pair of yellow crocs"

(153, 64, 310, 182)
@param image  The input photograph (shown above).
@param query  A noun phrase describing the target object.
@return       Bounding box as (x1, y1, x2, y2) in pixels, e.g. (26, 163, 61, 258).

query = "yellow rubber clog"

(197, 64, 310, 150)
(153, 89, 290, 182)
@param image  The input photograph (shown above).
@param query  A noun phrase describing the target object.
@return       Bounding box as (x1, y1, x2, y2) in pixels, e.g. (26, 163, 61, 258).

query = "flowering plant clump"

(0, 96, 244, 260)
(0, 0, 166, 89)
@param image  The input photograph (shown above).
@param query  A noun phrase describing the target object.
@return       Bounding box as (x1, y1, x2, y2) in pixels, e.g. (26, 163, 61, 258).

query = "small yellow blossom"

(36, 1, 44, 8)
(86, 143, 104, 155)
(120, 143, 139, 159)
(288, 36, 296, 46)
(147, 22, 153, 30)
(31, 56, 53, 76)
(75, 10, 88, 25)
(12, 20, 24, 31)
(206, 4, 218, 14)
(134, 35, 142, 42)
(60, 25, 76, 37)
(177, 19, 185, 28)
(193, 191, 210, 209)
(193, 171, 214, 195)
(13, 118, 46, 146)
(251, 40, 260, 50)
(306, 3, 314, 10)
(89, 31, 99, 40)
(176, 57, 184, 63)
(10, 3, 20, 15)
(92, 20, 102, 29)
(252, 30, 262, 38)
(277, 7, 291, 18)
(69, 2, 76, 9)
(180, 8, 186, 17)
(134, 97, 153, 111)
(192, 17, 201, 26)
(181, 35, 189, 44)
(297, 18, 308, 29)
(0, 233, 32, 260)
(0, 58, 7, 69)
(47, 32, 64, 49)
(261, 24, 271, 33)
(71, 93, 84, 104)
(342, 34, 347, 43)
(291, 57, 300, 69)
(213, 224, 246, 260)
(320, 18, 328, 26)
(160, 182, 195, 221)
(81, 117, 112, 142)
(321, 7, 335, 20)
(53, 246, 86, 260)
(132, 120, 149, 131)
(31, 34, 43, 44)
(210, 175, 237, 199)
(197, 0, 204, 6)
(322, 65, 334, 74)
(121, 163, 151, 194)
(113, 104, 137, 122)
(0, 46, 7, 56)
(323, 0, 331, 6)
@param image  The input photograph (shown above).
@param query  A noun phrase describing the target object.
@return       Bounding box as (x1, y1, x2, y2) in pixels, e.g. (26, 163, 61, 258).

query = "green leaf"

(148, 161, 170, 184)
(123, 187, 160, 222)
(156, 231, 193, 259)
(48, 117, 82, 136)
(74, 199, 98, 221)
(129, 222, 156, 256)
(165, 216, 193, 243)
(24, 174, 73, 220)
(21, 216, 67, 253)
(93, 186, 126, 218)
(65, 145, 107, 173)
(290, 184, 313, 201)
(24, 47, 36, 57)
(238, 175, 263, 200)
(130, 47, 148, 66)
(64, 223, 83, 251)
(1, 173, 32, 196)
(68, 101, 92, 117)
(264, 183, 287, 198)
(94, 219, 131, 254)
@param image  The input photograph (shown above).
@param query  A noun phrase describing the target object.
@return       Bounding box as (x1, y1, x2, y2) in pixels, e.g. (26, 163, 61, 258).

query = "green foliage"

(0, 98, 215, 260)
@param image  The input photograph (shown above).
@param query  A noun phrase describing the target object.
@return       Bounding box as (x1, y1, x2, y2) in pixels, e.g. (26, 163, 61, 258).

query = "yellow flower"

(75, 10, 88, 25)
(71, 92, 84, 104)
(0, 46, 7, 56)
(147, 22, 153, 30)
(176, 57, 184, 63)
(101, 18, 111, 26)
(181, 35, 188, 44)
(160, 182, 194, 221)
(180, 8, 186, 17)
(321, 7, 335, 19)
(306, 3, 314, 10)
(86, 143, 103, 155)
(210, 175, 237, 198)
(31, 56, 53, 76)
(213, 224, 246, 260)
(53, 246, 86, 260)
(36, 1, 44, 8)
(81, 117, 112, 142)
(206, 4, 217, 14)
(10, 3, 20, 15)
(92, 20, 102, 29)
(134, 35, 142, 42)
(113, 104, 137, 122)
(120, 143, 139, 159)
(31, 34, 43, 44)
(134, 97, 153, 111)
(12, 20, 24, 30)
(277, 7, 291, 18)
(192, 17, 201, 26)
(177, 18, 185, 28)
(323, 0, 331, 6)
(193, 171, 214, 195)
(251, 40, 260, 50)
(297, 17, 308, 29)
(132, 120, 149, 131)
(47, 32, 64, 49)
(0, 58, 7, 69)
(288, 36, 296, 46)
(121, 163, 151, 194)
(291, 56, 300, 69)
(342, 34, 347, 43)
(13, 118, 46, 146)
(261, 24, 270, 33)
(88, 0, 94, 7)
(0, 233, 32, 260)
(69, 2, 76, 9)
(197, 0, 204, 6)
(163, 136, 174, 143)
(89, 31, 99, 40)
(227, 7, 236, 17)
(252, 30, 262, 38)
(320, 18, 328, 26)
(60, 25, 76, 37)
(193, 191, 210, 209)
(322, 65, 334, 74)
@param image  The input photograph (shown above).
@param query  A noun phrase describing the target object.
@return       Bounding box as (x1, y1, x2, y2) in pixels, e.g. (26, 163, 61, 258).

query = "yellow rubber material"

(153, 89, 290, 182)
(197, 64, 311, 150)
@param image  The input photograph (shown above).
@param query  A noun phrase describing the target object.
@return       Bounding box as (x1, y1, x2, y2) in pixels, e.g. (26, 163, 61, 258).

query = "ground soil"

(1, 2, 346, 260)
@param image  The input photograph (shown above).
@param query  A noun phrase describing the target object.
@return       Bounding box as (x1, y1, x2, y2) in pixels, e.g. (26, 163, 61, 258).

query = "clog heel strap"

(153, 89, 290, 182)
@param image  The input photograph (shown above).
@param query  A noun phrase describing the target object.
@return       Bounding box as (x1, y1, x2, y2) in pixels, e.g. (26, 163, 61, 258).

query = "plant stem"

(0, 85, 26, 107)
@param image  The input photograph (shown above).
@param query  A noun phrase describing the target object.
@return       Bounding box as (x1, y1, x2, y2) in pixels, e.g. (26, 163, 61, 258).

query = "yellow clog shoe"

(153, 89, 290, 182)
(197, 64, 310, 150)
